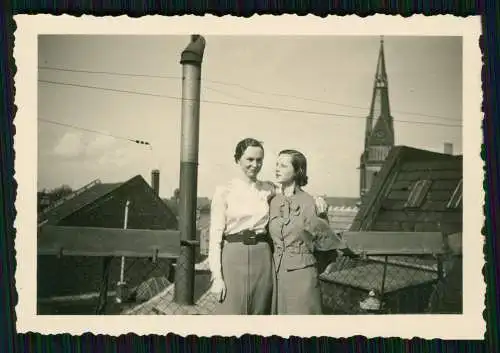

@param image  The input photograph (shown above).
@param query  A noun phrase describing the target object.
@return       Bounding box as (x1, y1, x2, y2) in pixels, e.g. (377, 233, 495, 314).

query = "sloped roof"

(351, 145, 462, 232)
(38, 175, 178, 227)
(38, 180, 122, 225)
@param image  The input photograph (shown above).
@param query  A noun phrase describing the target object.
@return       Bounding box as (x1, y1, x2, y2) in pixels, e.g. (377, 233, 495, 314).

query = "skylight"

(404, 180, 432, 208)
(446, 179, 463, 209)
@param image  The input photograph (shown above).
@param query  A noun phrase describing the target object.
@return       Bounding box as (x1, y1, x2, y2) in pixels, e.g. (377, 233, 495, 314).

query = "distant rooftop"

(38, 175, 178, 229)
(323, 196, 360, 208)
(38, 179, 122, 225)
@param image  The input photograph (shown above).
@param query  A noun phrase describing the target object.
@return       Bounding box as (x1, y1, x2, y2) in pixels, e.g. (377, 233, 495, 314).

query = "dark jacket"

(268, 189, 344, 272)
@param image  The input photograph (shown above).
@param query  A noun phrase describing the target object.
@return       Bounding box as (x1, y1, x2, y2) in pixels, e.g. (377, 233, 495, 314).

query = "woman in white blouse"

(208, 138, 327, 315)
(208, 138, 275, 314)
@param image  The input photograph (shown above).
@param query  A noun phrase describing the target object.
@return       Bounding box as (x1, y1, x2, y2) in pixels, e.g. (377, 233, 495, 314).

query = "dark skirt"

(216, 241, 274, 315)
(273, 264, 323, 315)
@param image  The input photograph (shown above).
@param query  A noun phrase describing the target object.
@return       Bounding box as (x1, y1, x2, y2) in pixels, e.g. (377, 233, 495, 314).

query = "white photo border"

(13, 14, 485, 339)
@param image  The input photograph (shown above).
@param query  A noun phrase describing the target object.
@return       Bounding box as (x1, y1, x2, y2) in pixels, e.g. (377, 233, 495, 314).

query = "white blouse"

(208, 178, 276, 278)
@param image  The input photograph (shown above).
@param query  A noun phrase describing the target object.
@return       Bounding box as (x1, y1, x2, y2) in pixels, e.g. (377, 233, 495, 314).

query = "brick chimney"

(151, 169, 160, 196)
(444, 142, 453, 155)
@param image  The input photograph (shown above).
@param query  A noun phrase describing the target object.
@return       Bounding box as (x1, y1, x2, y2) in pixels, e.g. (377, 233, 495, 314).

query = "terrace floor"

(123, 259, 218, 315)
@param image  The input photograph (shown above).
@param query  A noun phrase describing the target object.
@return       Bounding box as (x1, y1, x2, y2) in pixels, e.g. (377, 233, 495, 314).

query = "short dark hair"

(234, 138, 264, 163)
(279, 149, 309, 187)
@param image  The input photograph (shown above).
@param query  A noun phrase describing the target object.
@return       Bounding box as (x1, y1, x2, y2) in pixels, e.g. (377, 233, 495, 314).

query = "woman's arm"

(310, 217, 346, 252)
(302, 200, 343, 252)
(208, 186, 227, 280)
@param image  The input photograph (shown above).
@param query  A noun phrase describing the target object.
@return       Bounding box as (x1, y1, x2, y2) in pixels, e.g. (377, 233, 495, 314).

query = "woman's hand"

(338, 247, 363, 259)
(210, 276, 227, 302)
(323, 261, 338, 275)
(313, 196, 329, 215)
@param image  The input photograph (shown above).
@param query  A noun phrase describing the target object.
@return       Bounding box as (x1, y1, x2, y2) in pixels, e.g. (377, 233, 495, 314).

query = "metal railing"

(37, 226, 462, 315)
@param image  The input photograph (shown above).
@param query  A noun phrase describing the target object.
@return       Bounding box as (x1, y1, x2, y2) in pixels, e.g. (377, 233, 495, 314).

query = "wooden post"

(174, 35, 206, 305)
(116, 200, 130, 303)
(95, 256, 112, 315)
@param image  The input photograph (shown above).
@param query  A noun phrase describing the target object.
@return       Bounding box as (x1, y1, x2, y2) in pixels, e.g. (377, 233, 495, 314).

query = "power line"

(38, 79, 462, 128)
(39, 118, 151, 146)
(203, 85, 258, 105)
(37, 66, 265, 106)
(38, 65, 460, 122)
(39, 66, 180, 80)
(39, 117, 216, 172)
(205, 78, 460, 122)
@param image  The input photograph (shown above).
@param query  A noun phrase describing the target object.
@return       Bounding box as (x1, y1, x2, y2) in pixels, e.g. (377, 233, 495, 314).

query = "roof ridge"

(38, 178, 130, 226)
(40, 179, 102, 217)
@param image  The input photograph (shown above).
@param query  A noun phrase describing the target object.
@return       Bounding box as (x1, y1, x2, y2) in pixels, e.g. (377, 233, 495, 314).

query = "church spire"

(366, 35, 394, 147)
(359, 36, 395, 199)
(374, 36, 387, 89)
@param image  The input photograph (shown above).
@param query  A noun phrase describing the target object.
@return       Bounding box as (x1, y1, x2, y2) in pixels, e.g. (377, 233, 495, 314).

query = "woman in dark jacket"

(268, 149, 353, 314)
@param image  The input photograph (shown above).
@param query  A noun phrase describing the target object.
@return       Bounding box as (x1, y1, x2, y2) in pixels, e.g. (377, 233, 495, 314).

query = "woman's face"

(275, 154, 296, 185)
(238, 146, 264, 180)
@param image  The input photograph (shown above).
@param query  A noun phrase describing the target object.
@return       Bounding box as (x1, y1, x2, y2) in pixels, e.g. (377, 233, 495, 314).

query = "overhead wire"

(38, 118, 220, 172)
(37, 64, 462, 196)
(38, 118, 151, 146)
(38, 65, 461, 123)
(38, 79, 462, 128)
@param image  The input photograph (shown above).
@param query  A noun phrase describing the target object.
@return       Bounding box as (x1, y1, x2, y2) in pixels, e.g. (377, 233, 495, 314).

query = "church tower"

(359, 36, 395, 199)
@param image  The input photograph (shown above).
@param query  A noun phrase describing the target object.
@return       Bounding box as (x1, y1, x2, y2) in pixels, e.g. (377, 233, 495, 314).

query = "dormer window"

(405, 180, 432, 208)
(446, 179, 463, 209)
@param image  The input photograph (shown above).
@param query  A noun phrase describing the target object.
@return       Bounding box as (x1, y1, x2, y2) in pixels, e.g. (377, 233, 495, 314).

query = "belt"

(223, 230, 269, 245)
(274, 242, 309, 255)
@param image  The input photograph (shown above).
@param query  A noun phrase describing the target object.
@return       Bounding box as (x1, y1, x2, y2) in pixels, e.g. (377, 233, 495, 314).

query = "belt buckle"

(243, 231, 258, 245)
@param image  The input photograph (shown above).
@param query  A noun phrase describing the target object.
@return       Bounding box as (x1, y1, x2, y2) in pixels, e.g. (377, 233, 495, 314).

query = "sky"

(37, 35, 463, 199)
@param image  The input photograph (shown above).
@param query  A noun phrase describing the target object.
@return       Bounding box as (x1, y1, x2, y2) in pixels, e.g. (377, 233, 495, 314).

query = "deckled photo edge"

(12, 14, 484, 339)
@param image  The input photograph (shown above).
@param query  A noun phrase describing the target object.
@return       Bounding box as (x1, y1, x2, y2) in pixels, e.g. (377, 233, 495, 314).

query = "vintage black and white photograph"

(14, 15, 483, 338)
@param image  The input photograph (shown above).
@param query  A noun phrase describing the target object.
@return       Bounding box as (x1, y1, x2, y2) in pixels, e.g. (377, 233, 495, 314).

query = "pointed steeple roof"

(374, 36, 388, 89)
(366, 36, 395, 147)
